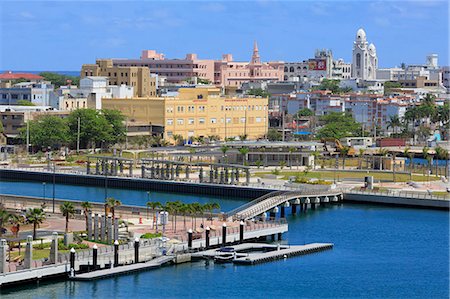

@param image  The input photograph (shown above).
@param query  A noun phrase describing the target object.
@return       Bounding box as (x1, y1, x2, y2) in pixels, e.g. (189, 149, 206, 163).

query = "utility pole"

(76, 117, 81, 154)
(26, 121, 30, 155)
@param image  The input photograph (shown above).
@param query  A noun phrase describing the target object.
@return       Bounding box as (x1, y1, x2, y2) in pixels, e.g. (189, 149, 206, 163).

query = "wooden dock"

(233, 243, 333, 265)
(71, 255, 175, 281)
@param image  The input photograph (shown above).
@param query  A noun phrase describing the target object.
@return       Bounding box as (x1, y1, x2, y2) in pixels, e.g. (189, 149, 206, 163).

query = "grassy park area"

(254, 170, 440, 182)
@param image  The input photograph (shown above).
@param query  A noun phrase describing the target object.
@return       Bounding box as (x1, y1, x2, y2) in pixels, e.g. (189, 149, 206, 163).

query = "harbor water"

(0, 181, 448, 298)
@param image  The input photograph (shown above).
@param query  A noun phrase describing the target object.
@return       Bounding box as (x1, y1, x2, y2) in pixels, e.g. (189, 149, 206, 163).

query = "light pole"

(42, 182, 46, 202)
(52, 162, 56, 213)
(146, 191, 150, 219)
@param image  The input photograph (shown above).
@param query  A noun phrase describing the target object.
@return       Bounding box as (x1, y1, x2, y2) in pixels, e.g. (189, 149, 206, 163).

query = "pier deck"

(233, 243, 333, 264)
(72, 255, 175, 281)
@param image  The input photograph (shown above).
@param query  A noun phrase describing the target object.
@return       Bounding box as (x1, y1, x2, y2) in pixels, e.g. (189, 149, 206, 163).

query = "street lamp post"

(52, 163, 56, 213)
(42, 182, 46, 202)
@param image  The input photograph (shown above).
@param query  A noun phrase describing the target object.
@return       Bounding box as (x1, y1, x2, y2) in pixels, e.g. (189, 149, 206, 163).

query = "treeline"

(20, 109, 125, 150)
(39, 72, 80, 88)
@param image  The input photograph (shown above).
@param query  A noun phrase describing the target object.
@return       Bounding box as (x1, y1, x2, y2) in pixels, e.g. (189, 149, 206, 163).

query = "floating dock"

(193, 242, 333, 265)
(71, 255, 175, 281)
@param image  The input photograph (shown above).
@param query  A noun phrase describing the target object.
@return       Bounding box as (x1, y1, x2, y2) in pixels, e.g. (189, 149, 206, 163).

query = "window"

(166, 119, 173, 125)
(188, 118, 194, 125)
(256, 117, 262, 123)
(167, 131, 173, 137)
(177, 119, 184, 125)
(210, 118, 217, 124)
(199, 118, 205, 124)
(226, 118, 231, 124)
(240, 117, 246, 123)
(166, 106, 173, 113)
(199, 106, 205, 112)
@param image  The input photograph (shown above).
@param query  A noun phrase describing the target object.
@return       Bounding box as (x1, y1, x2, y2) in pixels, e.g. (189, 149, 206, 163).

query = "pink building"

(113, 51, 215, 83)
(214, 42, 284, 87)
(112, 42, 284, 88)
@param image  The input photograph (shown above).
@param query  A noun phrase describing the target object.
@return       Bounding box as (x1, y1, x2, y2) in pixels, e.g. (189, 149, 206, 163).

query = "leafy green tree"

(146, 201, 161, 231)
(19, 116, 69, 149)
(317, 112, 362, 140)
(297, 108, 313, 117)
(106, 197, 121, 220)
(39, 72, 80, 88)
(387, 115, 402, 135)
(66, 109, 112, 149)
(0, 209, 12, 237)
(312, 79, 352, 94)
(247, 88, 270, 98)
(238, 147, 249, 165)
(26, 208, 46, 239)
(102, 109, 126, 145)
(267, 128, 282, 141)
(384, 81, 402, 95)
(60, 202, 75, 233)
(16, 100, 35, 106)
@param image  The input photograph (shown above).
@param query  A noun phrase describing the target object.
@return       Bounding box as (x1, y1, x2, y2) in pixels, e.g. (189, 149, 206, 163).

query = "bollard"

(134, 238, 140, 263)
(93, 244, 98, 269)
(187, 229, 193, 249)
(69, 247, 75, 277)
(222, 223, 227, 246)
(205, 227, 210, 249)
(114, 240, 119, 267)
(239, 221, 245, 243)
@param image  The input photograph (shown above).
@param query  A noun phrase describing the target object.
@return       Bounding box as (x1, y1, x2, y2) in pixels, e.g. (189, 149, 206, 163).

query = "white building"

(80, 77, 134, 109)
(352, 28, 378, 80)
(332, 59, 352, 79)
(442, 66, 450, 91)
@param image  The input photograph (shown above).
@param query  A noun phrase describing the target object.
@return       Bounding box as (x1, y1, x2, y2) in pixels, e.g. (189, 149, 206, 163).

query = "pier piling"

(222, 223, 227, 246)
(134, 238, 140, 263)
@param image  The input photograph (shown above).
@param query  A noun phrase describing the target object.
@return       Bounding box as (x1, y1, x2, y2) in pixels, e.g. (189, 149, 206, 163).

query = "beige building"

(102, 87, 268, 142)
(81, 59, 156, 97)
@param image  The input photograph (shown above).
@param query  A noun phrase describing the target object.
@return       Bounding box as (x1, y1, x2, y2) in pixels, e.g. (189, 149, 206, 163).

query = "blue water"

(0, 180, 246, 212)
(0, 181, 448, 298)
(406, 157, 449, 167)
(1, 70, 79, 77)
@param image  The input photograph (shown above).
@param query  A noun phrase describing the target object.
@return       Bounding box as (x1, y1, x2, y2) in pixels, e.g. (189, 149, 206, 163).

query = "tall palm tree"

(377, 148, 389, 170)
(387, 115, 402, 135)
(9, 214, 23, 238)
(60, 202, 75, 233)
(146, 201, 161, 231)
(358, 148, 366, 169)
(220, 145, 230, 163)
(81, 201, 93, 231)
(204, 202, 220, 224)
(435, 146, 449, 177)
(339, 146, 350, 170)
(178, 203, 189, 230)
(0, 209, 12, 237)
(422, 146, 431, 174)
(26, 208, 46, 239)
(238, 147, 249, 165)
(106, 197, 121, 220)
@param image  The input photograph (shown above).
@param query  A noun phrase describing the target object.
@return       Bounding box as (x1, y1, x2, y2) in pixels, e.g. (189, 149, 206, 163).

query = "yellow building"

(102, 87, 268, 141)
(81, 59, 156, 97)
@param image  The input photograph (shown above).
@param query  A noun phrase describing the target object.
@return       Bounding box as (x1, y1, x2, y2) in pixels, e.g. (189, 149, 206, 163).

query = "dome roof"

(356, 28, 366, 41)
(368, 43, 376, 53)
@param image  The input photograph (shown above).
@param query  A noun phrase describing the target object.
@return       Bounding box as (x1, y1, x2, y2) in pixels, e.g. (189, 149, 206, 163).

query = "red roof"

(0, 71, 44, 80)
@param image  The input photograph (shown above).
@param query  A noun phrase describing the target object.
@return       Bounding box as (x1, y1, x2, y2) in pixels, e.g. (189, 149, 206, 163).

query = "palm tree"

(204, 202, 220, 224)
(146, 201, 161, 231)
(435, 146, 449, 177)
(339, 146, 350, 170)
(0, 209, 12, 237)
(422, 146, 431, 174)
(358, 148, 366, 169)
(26, 208, 46, 240)
(387, 115, 402, 135)
(238, 147, 249, 165)
(220, 145, 230, 163)
(377, 148, 389, 170)
(81, 201, 93, 231)
(9, 214, 23, 238)
(239, 134, 248, 141)
(311, 150, 321, 170)
(178, 203, 189, 230)
(106, 197, 121, 220)
(60, 202, 75, 233)
(172, 134, 184, 146)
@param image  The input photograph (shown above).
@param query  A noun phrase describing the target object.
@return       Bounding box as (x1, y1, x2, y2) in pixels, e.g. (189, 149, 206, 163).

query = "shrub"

(271, 168, 280, 175)
(140, 232, 162, 239)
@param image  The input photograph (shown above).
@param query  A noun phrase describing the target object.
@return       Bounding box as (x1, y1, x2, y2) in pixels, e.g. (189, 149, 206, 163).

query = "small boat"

(214, 254, 234, 264)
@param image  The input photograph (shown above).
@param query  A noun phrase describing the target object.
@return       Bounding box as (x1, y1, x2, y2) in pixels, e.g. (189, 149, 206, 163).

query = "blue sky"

(1, 0, 448, 71)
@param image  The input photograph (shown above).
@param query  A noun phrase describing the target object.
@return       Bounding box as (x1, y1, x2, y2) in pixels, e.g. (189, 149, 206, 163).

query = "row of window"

(166, 117, 265, 125)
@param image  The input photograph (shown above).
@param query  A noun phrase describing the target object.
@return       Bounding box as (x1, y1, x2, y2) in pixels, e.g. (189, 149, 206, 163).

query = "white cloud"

(200, 3, 227, 13)
(19, 11, 34, 19)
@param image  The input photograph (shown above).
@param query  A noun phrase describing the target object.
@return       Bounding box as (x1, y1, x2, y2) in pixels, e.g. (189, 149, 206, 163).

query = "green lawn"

(254, 170, 439, 182)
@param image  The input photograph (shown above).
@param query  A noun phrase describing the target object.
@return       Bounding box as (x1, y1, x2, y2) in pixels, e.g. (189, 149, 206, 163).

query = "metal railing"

(346, 189, 450, 201)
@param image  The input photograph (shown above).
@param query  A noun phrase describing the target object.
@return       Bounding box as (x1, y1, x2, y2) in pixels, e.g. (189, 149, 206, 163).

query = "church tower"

(251, 41, 261, 65)
(352, 28, 377, 80)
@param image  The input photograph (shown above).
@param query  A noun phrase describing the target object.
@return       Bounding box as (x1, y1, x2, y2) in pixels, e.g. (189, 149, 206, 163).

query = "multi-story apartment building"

(102, 87, 268, 141)
(0, 82, 54, 106)
(80, 59, 154, 97)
